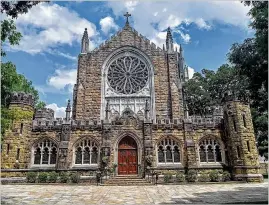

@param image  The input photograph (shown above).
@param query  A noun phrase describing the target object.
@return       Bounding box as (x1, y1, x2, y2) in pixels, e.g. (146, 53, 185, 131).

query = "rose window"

(107, 55, 149, 94)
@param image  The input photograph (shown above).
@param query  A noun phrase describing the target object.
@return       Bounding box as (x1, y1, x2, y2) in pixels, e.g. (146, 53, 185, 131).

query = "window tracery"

(107, 55, 149, 94)
(157, 138, 181, 164)
(199, 138, 222, 163)
(33, 139, 57, 165)
(74, 139, 99, 165)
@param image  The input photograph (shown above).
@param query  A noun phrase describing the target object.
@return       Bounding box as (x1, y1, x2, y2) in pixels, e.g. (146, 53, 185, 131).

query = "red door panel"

(118, 136, 138, 175)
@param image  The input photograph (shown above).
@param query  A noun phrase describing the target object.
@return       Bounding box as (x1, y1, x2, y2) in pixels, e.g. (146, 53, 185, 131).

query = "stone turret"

(81, 28, 89, 53)
(166, 27, 174, 53)
(1, 92, 35, 169)
(222, 91, 263, 182)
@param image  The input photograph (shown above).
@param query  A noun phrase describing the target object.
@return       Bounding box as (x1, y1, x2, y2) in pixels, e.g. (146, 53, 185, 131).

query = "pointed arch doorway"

(118, 136, 138, 175)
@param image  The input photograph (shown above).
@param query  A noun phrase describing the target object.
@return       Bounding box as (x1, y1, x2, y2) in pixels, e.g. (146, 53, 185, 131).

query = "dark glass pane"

(83, 147, 90, 164)
(174, 146, 180, 162)
(75, 147, 82, 164)
(166, 146, 173, 162)
(91, 147, 98, 164)
(158, 146, 165, 163)
(34, 148, 41, 164)
(42, 147, 49, 164)
(207, 146, 214, 162)
(50, 147, 57, 164)
(199, 146, 206, 162)
(215, 146, 222, 162)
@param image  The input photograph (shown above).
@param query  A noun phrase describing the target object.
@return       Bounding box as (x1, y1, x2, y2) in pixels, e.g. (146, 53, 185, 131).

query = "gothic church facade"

(1, 15, 263, 182)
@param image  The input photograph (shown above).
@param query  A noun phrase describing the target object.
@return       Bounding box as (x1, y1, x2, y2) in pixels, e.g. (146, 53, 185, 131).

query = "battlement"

(34, 108, 55, 120)
(10, 92, 34, 107)
(32, 118, 102, 131)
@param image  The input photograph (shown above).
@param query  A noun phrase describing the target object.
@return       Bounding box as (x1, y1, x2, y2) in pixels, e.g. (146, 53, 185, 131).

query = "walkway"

(1, 182, 268, 204)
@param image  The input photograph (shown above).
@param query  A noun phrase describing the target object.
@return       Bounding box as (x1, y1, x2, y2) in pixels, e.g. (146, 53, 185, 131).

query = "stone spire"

(166, 27, 174, 53)
(81, 28, 89, 53)
(65, 100, 71, 121)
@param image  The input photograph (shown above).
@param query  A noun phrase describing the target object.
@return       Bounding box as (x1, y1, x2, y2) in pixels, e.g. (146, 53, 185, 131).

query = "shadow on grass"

(160, 185, 268, 204)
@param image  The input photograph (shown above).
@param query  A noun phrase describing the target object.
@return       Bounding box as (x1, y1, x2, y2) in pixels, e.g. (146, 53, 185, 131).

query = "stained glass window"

(199, 139, 223, 163)
(157, 138, 181, 164)
(33, 140, 57, 165)
(107, 55, 149, 94)
(74, 139, 99, 165)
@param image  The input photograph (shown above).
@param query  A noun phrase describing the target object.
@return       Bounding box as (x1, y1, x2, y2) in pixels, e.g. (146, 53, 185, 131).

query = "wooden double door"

(118, 136, 137, 175)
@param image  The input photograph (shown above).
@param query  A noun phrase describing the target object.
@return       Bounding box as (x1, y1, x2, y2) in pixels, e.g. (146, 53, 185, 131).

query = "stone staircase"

(103, 175, 152, 186)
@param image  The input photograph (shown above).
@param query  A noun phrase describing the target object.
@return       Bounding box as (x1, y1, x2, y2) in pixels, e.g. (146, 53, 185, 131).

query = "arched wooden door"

(118, 136, 137, 175)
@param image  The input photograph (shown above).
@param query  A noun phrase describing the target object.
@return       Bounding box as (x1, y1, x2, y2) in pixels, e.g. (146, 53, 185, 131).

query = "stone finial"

(166, 27, 174, 53)
(65, 100, 71, 121)
(81, 28, 89, 53)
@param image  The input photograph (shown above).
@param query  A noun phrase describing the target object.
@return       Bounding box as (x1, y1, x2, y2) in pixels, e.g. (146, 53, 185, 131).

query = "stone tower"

(223, 92, 263, 182)
(1, 92, 35, 169)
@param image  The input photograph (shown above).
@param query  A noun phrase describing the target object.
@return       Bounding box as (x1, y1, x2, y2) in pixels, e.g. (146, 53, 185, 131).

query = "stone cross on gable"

(124, 12, 131, 24)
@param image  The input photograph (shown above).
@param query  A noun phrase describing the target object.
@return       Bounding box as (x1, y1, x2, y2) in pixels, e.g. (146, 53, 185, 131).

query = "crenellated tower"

(1, 92, 35, 169)
(223, 92, 263, 182)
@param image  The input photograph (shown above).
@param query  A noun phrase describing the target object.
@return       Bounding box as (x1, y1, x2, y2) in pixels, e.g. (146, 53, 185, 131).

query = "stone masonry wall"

(74, 24, 183, 120)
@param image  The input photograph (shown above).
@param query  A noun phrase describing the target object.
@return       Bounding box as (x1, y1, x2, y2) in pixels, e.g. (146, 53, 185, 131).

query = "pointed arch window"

(199, 138, 223, 163)
(32, 139, 57, 166)
(74, 139, 99, 165)
(157, 138, 181, 164)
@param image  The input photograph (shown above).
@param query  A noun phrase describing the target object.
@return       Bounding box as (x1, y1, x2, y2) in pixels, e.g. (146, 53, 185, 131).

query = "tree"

(183, 64, 249, 116)
(1, 62, 39, 106)
(1, 1, 44, 18)
(228, 1, 268, 112)
(35, 101, 46, 109)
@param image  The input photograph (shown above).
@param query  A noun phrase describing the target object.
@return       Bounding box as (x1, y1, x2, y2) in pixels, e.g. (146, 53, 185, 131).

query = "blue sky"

(3, 1, 253, 117)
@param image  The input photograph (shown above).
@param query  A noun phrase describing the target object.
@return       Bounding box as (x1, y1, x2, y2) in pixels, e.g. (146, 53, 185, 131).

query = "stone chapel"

(1, 13, 263, 182)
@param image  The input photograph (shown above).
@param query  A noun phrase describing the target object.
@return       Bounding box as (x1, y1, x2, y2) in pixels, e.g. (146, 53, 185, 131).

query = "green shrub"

(209, 170, 220, 182)
(70, 172, 80, 183)
(186, 170, 197, 182)
(198, 172, 210, 182)
(59, 172, 69, 183)
(38, 172, 48, 183)
(48, 171, 58, 183)
(26, 172, 37, 183)
(175, 172, 185, 182)
(222, 171, 231, 182)
(163, 173, 172, 183)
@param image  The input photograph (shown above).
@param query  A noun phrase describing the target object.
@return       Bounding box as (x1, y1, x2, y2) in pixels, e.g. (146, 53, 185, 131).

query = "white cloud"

(47, 69, 77, 93)
(100, 16, 119, 35)
(12, 2, 97, 54)
(195, 18, 211, 30)
(46, 103, 66, 118)
(107, 1, 250, 46)
(174, 29, 191, 44)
